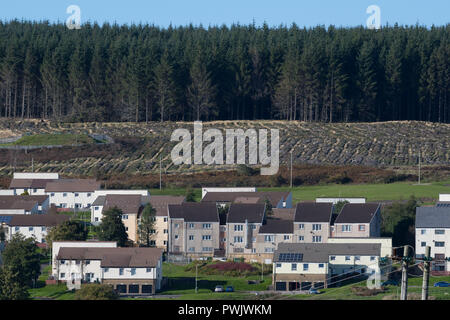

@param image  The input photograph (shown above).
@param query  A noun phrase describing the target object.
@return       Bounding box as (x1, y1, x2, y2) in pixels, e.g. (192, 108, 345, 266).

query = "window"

(264, 235, 274, 242)
(174, 235, 179, 239)
(298, 224, 304, 229)
(95, 217, 99, 222)
(264, 247, 274, 253)
(421, 242, 426, 247)
(150, 240, 156, 246)
(122, 214, 129, 220)
(95, 206, 99, 211)
(51, 193, 55, 197)
(284, 235, 290, 240)
(312, 236, 322, 243)
(150, 229, 156, 234)
(60, 260, 66, 264)
(174, 223, 179, 228)
(75, 193, 79, 197)
(125, 227, 128, 231)
(33, 188, 37, 193)
(345, 256, 351, 261)
(130, 268, 136, 275)
(252, 237, 256, 242)
(421, 229, 426, 235)
(370, 256, 375, 261)
(298, 235, 304, 241)
(63, 193, 67, 197)
(41, 227, 46, 232)
(14, 227, 19, 232)
(164, 229, 168, 234)
(342, 225, 352, 232)
(330, 256, 336, 261)
(303, 264, 309, 271)
(202, 235, 211, 240)
(87, 193, 91, 197)
(103, 268, 109, 273)
(435, 242, 445, 247)
(164, 217, 168, 222)
(119, 268, 124, 275)
(188, 247, 195, 252)
(234, 236, 243, 243)
(291, 263, 297, 271)
(359, 225, 365, 231)
(276, 263, 281, 268)
(60, 273, 65, 278)
(29, 227, 34, 231)
(250, 225, 256, 229)
(312, 224, 321, 231)
(163, 241, 167, 245)
(189, 223, 195, 229)
(146, 268, 151, 273)
(319, 263, 324, 268)
(355, 256, 360, 261)
(189, 235, 194, 241)
(234, 224, 243, 231)
(435, 230, 445, 235)
(202, 223, 211, 229)
(202, 247, 213, 252)
(85, 260, 90, 265)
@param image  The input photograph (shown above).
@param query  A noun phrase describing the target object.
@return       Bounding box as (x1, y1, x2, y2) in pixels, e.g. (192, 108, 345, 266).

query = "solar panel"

(278, 253, 303, 262)
(436, 203, 450, 208)
(0, 215, 12, 224)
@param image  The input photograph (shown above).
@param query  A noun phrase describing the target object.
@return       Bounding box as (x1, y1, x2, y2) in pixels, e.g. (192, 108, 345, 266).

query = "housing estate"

(0, 195, 50, 214)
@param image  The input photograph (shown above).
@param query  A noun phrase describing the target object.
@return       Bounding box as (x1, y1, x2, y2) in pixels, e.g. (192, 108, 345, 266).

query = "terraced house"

(55, 247, 163, 295)
(168, 202, 220, 258)
(332, 203, 381, 237)
(45, 179, 101, 209)
(8, 172, 59, 195)
(273, 243, 383, 291)
(293, 202, 333, 244)
(225, 203, 266, 260)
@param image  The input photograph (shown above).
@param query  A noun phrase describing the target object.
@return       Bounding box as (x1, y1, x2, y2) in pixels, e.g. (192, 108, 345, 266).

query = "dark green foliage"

(0, 22, 448, 123)
(74, 284, 119, 300)
(333, 200, 349, 214)
(264, 198, 273, 216)
(45, 220, 88, 248)
(381, 196, 420, 246)
(1, 234, 41, 289)
(0, 266, 30, 300)
(185, 189, 196, 202)
(97, 206, 128, 246)
(138, 203, 156, 247)
(236, 164, 258, 176)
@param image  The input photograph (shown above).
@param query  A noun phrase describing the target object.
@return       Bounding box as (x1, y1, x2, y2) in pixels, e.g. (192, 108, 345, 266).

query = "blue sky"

(1, 0, 449, 28)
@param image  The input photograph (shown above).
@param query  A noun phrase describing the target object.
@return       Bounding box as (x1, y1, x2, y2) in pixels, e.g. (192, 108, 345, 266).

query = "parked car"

(381, 279, 399, 286)
(433, 281, 450, 287)
(214, 285, 224, 292)
(308, 288, 320, 294)
(225, 286, 234, 292)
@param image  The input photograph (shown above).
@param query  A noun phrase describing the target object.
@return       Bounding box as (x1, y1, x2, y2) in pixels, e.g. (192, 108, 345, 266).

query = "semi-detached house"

(293, 202, 333, 243)
(333, 203, 381, 237)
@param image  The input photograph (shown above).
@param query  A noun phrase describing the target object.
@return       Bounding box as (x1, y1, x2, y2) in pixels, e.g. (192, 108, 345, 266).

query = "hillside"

(0, 120, 449, 177)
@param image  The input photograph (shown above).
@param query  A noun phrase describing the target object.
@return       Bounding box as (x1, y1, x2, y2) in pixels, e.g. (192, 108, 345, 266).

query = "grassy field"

(1, 133, 96, 146)
(150, 179, 450, 203)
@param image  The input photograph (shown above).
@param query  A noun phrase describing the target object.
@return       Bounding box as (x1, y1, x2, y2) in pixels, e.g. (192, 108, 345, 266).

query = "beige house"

(168, 202, 220, 258)
(226, 203, 266, 260)
(255, 217, 294, 263)
(293, 202, 333, 244)
(332, 203, 381, 238)
(149, 195, 185, 251)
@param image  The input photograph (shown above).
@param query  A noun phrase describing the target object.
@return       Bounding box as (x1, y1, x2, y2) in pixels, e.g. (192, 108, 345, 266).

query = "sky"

(1, 0, 449, 28)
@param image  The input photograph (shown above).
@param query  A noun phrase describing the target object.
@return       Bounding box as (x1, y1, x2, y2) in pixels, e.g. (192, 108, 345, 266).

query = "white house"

(415, 206, 450, 274)
(55, 246, 163, 295)
(0, 195, 50, 214)
(5, 214, 70, 243)
(273, 243, 383, 291)
(51, 241, 117, 277)
(439, 194, 450, 202)
(201, 187, 256, 199)
(9, 172, 59, 195)
(316, 198, 366, 204)
(45, 179, 101, 209)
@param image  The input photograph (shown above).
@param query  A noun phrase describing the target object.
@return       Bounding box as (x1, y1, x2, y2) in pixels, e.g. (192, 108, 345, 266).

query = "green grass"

(151, 180, 450, 203)
(1, 134, 95, 146)
(29, 284, 76, 300)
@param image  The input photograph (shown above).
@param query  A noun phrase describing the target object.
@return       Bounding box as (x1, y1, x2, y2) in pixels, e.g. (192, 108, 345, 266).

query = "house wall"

(7, 225, 49, 243)
(327, 238, 393, 257)
(0, 208, 30, 215)
(13, 173, 59, 180)
(255, 233, 293, 257)
(415, 227, 450, 272)
(154, 216, 169, 250)
(293, 222, 330, 243)
(91, 205, 104, 223)
(48, 191, 95, 209)
(333, 223, 371, 237)
(226, 222, 262, 256)
(122, 213, 138, 242)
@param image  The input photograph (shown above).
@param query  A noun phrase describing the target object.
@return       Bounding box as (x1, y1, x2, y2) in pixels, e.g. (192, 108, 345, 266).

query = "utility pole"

(418, 151, 421, 185)
(159, 155, 162, 190)
(31, 156, 34, 172)
(400, 245, 409, 300)
(261, 259, 264, 282)
(421, 246, 431, 300)
(290, 150, 293, 189)
(195, 263, 198, 293)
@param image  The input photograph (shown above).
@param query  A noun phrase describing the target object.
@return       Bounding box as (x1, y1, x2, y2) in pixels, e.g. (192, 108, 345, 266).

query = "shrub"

(74, 284, 119, 300)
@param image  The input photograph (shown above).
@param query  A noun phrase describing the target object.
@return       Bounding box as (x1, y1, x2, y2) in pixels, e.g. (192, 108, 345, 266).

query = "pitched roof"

(0, 195, 49, 209)
(294, 202, 333, 223)
(334, 203, 380, 224)
(272, 208, 295, 220)
(9, 179, 56, 189)
(202, 191, 290, 206)
(149, 195, 185, 216)
(259, 218, 293, 234)
(416, 206, 450, 228)
(274, 243, 382, 263)
(103, 194, 142, 214)
(227, 203, 265, 223)
(56, 247, 163, 268)
(45, 179, 100, 192)
(7, 214, 70, 227)
(92, 196, 106, 206)
(168, 203, 219, 222)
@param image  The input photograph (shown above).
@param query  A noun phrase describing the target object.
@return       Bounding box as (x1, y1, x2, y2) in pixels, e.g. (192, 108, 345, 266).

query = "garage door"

(128, 284, 139, 294)
(116, 285, 127, 294)
(275, 282, 286, 291)
(142, 285, 153, 294)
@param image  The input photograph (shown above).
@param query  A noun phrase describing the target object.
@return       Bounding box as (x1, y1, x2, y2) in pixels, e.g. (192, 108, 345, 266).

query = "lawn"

(150, 180, 450, 203)
(1, 133, 96, 146)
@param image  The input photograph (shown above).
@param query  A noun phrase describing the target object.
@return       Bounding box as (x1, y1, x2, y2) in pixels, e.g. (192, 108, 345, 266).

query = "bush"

(351, 286, 385, 296)
(74, 284, 119, 300)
